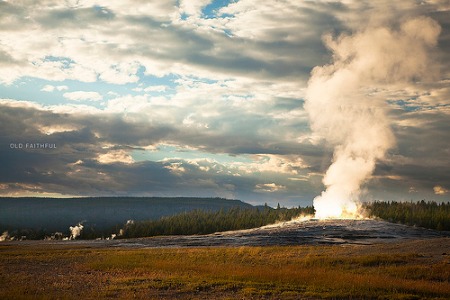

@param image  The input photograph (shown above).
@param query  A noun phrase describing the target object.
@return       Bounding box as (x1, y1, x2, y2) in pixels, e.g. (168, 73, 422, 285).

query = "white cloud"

(57, 85, 69, 91)
(98, 62, 140, 84)
(41, 85, 69, 92)
(133, 85, 168, 93)
(144, 85, 168, 93)
(179, 0, 212, 17)
(63, 91, 103, 101)
(41, 85, 55, 92)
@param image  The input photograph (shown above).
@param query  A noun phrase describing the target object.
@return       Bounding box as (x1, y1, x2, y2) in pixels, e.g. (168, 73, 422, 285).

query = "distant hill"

(0, 197, 253, 233)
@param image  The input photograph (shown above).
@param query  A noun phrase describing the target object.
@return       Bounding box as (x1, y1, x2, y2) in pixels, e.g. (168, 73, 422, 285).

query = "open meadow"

(1, 238, 449, 299)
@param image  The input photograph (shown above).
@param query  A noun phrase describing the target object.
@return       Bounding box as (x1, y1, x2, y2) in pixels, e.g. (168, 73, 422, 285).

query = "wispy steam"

(69, 223, 84, 240)
(305, 17, 441, 219)
(0, 231, 9, 242)
(118, 219, 135, 237)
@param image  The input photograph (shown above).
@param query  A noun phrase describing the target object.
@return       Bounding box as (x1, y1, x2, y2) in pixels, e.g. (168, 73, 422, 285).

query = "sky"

(0, 0, 449, 207)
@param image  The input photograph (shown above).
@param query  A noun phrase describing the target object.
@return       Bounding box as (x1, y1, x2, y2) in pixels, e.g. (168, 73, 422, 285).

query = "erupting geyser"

(305, 17, 441, 219)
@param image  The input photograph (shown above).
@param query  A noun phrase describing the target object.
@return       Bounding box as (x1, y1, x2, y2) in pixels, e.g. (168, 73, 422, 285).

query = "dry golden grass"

(1, 238, 449, 299)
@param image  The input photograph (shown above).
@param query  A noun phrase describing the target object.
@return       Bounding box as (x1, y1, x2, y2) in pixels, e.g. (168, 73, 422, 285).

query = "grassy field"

(1, 238, 449, 299)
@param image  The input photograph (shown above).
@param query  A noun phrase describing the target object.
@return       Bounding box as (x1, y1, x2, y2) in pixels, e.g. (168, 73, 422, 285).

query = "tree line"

(365, 200, 450, 231)
(119, 205, 314, 238)
(1, 205, 314, 240)
(3, 200, 449, 240)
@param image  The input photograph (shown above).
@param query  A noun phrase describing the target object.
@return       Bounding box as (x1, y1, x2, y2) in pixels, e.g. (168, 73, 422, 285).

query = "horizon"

(1, 195, 448, 210)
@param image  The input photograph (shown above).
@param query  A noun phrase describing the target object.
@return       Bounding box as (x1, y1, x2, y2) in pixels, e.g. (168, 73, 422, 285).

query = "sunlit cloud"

(434, 185, 448, 195)
(97, 150, 135, 165)
(254, 183, 286, 193)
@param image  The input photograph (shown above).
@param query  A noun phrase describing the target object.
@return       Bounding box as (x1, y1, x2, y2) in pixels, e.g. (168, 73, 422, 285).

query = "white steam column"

(305, 17, 441, 219)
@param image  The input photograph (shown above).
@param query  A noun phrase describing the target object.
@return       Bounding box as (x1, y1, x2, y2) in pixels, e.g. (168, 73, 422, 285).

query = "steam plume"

(305, 17, 441, 219)
(69, 223, 84, 240)
(0, 231, 9, 242)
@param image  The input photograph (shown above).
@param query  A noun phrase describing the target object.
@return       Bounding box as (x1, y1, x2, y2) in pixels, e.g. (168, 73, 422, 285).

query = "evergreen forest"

(1, 199, 449, 240)
(119, 205, 314, 239)
(366, 200, 450, 231)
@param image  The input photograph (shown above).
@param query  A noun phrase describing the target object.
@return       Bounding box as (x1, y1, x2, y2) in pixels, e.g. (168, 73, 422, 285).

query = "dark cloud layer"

(0, 103, 323, 203)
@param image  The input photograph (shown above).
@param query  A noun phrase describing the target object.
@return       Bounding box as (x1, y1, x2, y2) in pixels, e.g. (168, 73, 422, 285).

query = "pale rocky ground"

(8, 219, 450, 248)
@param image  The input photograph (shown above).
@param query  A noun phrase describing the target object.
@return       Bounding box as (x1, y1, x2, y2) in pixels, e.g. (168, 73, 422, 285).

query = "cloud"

(63, 91, 103, 101)
(98, 62, 140, 84)
(0, 0, 336, 85)
(142, 85, 168, 93)
(231, 154, 309, 176)
(97, 150, 135, 165)
(164, 161, 187, 175)
(0, 1, 449, 206)
(254, 183, 286, 193)
(41, 85, 55, 92)
(179, 0, 212, 17)
(41, 85, 69, 92)
(434, 185, 448, 195)
(0, 0, 448, 87)
(0, 101, 321, 203)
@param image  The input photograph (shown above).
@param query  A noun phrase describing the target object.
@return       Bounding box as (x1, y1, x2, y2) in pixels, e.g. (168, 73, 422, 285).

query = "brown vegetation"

(1, 238, 449, 299)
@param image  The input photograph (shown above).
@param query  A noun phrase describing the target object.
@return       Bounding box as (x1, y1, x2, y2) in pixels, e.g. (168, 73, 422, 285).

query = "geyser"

(305, 17, 441, 219)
